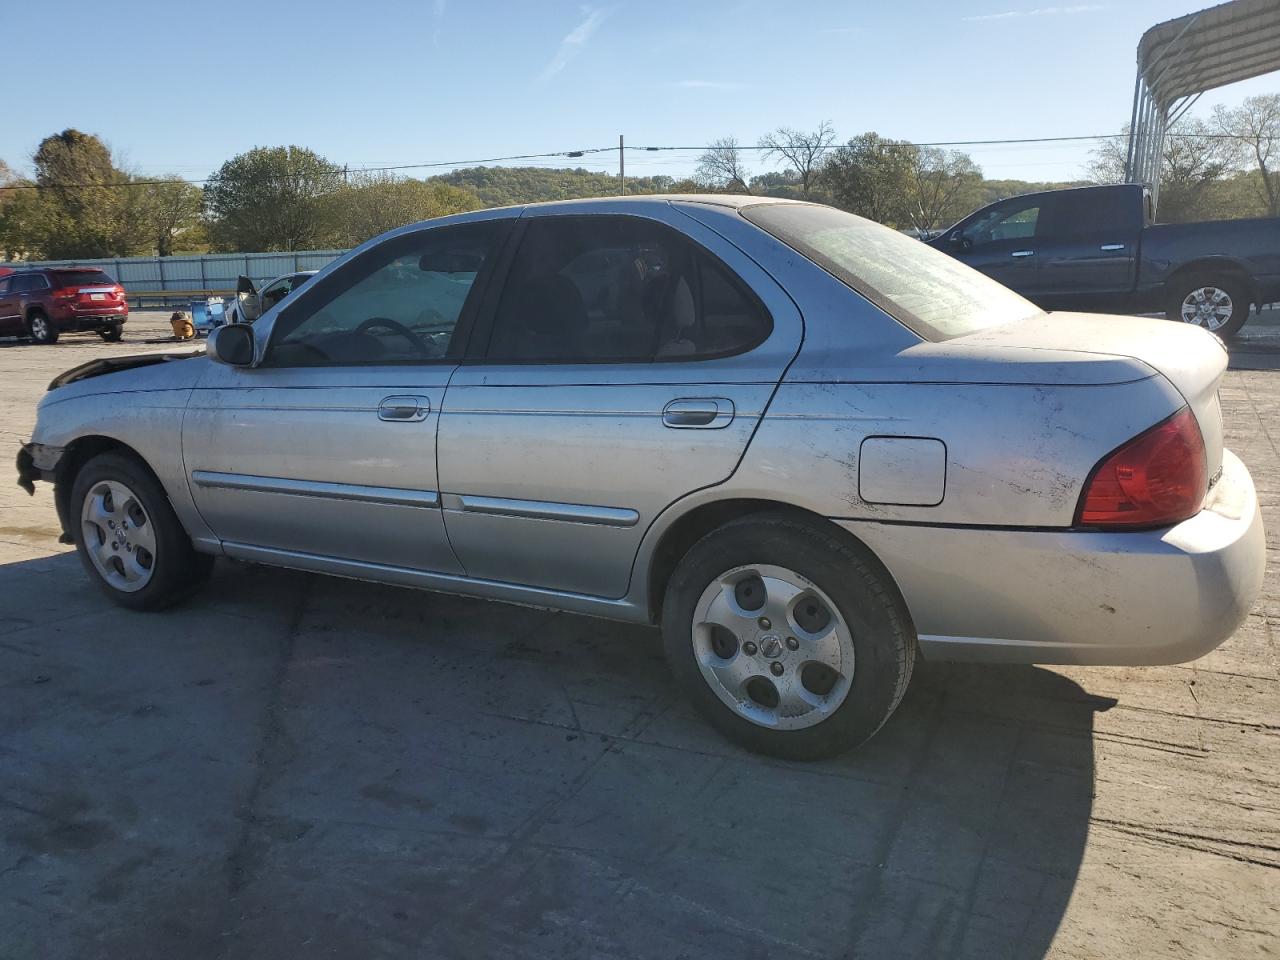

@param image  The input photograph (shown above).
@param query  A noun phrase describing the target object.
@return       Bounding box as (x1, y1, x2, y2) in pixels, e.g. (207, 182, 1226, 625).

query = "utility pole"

(619, 134, 625, 194)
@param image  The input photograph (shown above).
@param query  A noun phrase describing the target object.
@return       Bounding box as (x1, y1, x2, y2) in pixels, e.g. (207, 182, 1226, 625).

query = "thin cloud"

(965, 4, 1103, 21)
(431, 0, 445, 48)
(538, 7, 611, 82)
(671, 80, 748, 90)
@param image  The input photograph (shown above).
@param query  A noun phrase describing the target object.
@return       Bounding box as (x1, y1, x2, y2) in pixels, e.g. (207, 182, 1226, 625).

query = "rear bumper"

(841, 448, 1265, 665)
(49, 305, 127, 330)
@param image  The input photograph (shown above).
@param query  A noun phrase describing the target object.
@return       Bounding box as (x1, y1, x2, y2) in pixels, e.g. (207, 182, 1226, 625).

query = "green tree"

(906, 147, 983, 232)
(332, 172, 481, 246)
(33, 129, 122, 258)
(204, 146, 344, 251)
(1088, 119, 1237, 222)
(1213, 94, 1280, 216)
(139, 176, 205, 257)
(820, 133, 917, 227)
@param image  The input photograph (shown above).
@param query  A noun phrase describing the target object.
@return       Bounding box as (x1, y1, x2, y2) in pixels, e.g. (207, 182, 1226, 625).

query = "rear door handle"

(378, 395, 431, 422)
(1010, 250, 1035, 258)
(662, 398, 734, 429)
(1100, 243, 1126, 251)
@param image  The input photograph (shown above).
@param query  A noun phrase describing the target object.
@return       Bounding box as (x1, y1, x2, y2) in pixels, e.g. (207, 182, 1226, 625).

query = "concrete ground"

(1, 311, 1277, 960)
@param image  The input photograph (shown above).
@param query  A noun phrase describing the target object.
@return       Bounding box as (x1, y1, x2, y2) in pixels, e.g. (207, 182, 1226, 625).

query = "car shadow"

(0, 553, 1104, 959)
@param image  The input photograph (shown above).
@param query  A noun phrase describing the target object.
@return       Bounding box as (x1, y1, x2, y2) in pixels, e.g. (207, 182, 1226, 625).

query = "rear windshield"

(54, 270, 115, 287)
(741, 203, 1040, 341)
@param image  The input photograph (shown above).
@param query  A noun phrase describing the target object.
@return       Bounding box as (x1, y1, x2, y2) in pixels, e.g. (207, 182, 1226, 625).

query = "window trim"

(260, 219, 514, 369)
(463, 214, 774, 366)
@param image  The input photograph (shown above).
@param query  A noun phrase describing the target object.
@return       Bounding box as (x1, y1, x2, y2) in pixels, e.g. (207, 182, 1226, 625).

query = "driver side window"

(268, 221, 501, 366)
(968, 201, 1041, 247)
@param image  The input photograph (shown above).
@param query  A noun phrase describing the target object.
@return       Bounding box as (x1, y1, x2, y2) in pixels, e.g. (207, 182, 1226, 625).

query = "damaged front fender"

(16, 441, 65, 495)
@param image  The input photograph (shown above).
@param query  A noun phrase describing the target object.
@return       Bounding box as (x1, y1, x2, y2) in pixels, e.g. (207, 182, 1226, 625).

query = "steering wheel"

(355, 316, 432, 359)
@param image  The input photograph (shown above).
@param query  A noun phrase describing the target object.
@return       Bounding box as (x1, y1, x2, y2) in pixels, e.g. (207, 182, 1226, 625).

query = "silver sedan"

(17, 196, 1265, 759)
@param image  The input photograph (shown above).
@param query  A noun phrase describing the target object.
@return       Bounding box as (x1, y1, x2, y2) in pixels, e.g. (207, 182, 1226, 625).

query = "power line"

(4, 131, 1273, 193)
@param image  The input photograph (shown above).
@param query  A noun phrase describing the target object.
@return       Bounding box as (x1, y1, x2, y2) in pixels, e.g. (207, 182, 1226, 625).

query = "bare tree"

(695, 137, 751, 193)
(760, 121, 836, 198)
(1089, 119, 1240, 222)
(907, 147, 983, 232)
(1214, 94, 1280, 215)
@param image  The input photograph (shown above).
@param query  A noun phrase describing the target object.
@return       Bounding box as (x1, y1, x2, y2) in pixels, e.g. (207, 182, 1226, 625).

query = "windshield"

(741, 203, 1041, 341)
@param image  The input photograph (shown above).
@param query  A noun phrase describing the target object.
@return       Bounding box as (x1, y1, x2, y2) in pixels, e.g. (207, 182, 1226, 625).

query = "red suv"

(0, 267, 128, 344)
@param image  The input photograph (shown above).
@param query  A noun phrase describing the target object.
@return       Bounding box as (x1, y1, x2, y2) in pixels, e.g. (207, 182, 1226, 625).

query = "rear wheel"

(71, 452, 213, 610)
(1167, 274, 1249, 339)
(98, 324, 123, 343)
(661, 513, 916, 760)
(27, 311, 58, 345)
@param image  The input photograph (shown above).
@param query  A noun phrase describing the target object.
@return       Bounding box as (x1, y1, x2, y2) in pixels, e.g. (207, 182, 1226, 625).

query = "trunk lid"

(945, 311, 1227, 480)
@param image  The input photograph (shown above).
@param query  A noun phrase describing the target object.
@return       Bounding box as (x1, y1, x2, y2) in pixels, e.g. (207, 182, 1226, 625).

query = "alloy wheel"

(691, 564, 855, 730)
(30, 316, 49, 340)
(80, 479, 156, 592)
(1180, 286, 1233, 332)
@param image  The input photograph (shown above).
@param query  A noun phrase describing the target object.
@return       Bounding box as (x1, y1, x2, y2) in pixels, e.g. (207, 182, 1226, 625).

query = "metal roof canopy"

(1125, 0, 1280, 210)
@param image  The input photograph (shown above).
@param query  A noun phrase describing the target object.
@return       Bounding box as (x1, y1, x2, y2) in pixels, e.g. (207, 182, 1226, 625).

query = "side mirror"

(207, 323, 255, 366)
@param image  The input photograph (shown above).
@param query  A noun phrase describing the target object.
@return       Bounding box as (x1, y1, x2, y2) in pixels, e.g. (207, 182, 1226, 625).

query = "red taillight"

(53, 286, 79, 301)
(1077, 407, 1207, 528)
(113, 285, 125, 300)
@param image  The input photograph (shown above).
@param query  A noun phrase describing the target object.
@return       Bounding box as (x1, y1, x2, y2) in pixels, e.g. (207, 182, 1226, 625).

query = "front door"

(437, 210, 802, 599)
(0, 278, 16, 335)
(183, 219, 508, 573)
(945, 196, 1045, 295)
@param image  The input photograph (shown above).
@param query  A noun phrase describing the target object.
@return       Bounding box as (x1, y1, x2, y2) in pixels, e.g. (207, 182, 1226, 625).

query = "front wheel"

(71, 452, 213, 610)
(27, 312, 59, 344)
(1167, 275, 1250, 339)
(661, 514, 916, 760)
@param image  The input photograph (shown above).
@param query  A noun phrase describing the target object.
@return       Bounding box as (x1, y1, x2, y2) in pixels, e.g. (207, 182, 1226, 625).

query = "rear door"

(1035, 187, 1138, 307)
(436, 207, 802, 599)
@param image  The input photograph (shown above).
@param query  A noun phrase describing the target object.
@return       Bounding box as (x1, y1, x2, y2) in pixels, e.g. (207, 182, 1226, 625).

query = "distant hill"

(430, 166, 679, 207)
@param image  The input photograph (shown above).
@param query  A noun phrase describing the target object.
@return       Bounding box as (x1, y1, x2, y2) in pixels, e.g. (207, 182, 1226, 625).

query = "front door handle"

(1100, 243, 1126, 251)
(378, 395, 431, 422)
(663, 398, 734, 429)
(1010, 250, 1035, 258)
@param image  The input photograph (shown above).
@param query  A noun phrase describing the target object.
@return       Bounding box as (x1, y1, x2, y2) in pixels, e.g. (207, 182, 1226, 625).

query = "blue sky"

(2, 0, 1277, 184)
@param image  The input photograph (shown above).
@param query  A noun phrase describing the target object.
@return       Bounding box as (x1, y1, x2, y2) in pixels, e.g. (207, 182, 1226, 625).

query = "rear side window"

(484, 216, 769, 363)
(743, 203, 1040, 341)
(54, 270, 114, 287)
(11, 274, 46, 293)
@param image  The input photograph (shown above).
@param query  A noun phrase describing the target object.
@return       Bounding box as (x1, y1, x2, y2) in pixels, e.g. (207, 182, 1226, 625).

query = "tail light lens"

(1077, 407, 1207, 528)
(53, 287, 79, 301)
(113, 285, 125, 300)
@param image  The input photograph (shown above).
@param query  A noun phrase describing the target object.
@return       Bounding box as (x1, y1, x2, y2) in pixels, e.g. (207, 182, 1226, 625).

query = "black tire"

(98, 324, 124, 343)
(70, 452, 213, 611)
(27, 311, 59, 345)
(661, 513, 916, 760)
(1166, 273, 1250, 339)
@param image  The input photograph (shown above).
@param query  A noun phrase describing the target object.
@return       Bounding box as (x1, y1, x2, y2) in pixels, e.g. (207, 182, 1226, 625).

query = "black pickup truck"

(929, 183, 1280, 338)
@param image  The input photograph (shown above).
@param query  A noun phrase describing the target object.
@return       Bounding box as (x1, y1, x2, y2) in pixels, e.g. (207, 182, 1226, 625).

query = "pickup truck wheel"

(1168, 275, 1249, 338)
(661, 513, 916, 760)
(98, 325, 123, 343)
(27, 311, 59, 345)
(71, 452, 213, 611)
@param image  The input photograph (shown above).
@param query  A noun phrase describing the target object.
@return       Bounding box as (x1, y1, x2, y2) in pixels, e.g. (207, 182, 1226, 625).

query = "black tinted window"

(486, 216, 768, 363)
(269, 221, 499, 366)
(54, 270, 113, 286)
(1043, 191, 1122, 238)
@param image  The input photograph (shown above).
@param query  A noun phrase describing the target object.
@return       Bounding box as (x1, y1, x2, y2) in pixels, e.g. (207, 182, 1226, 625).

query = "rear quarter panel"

(726, 374, 1187, 527)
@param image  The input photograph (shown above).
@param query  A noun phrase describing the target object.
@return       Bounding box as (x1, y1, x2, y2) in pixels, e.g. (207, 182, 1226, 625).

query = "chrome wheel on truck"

(1168, 274, 1249, 338)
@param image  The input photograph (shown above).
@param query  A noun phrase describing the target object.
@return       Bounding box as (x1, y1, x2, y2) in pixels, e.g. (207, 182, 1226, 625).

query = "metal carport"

(1125, 0, 1280, 210)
